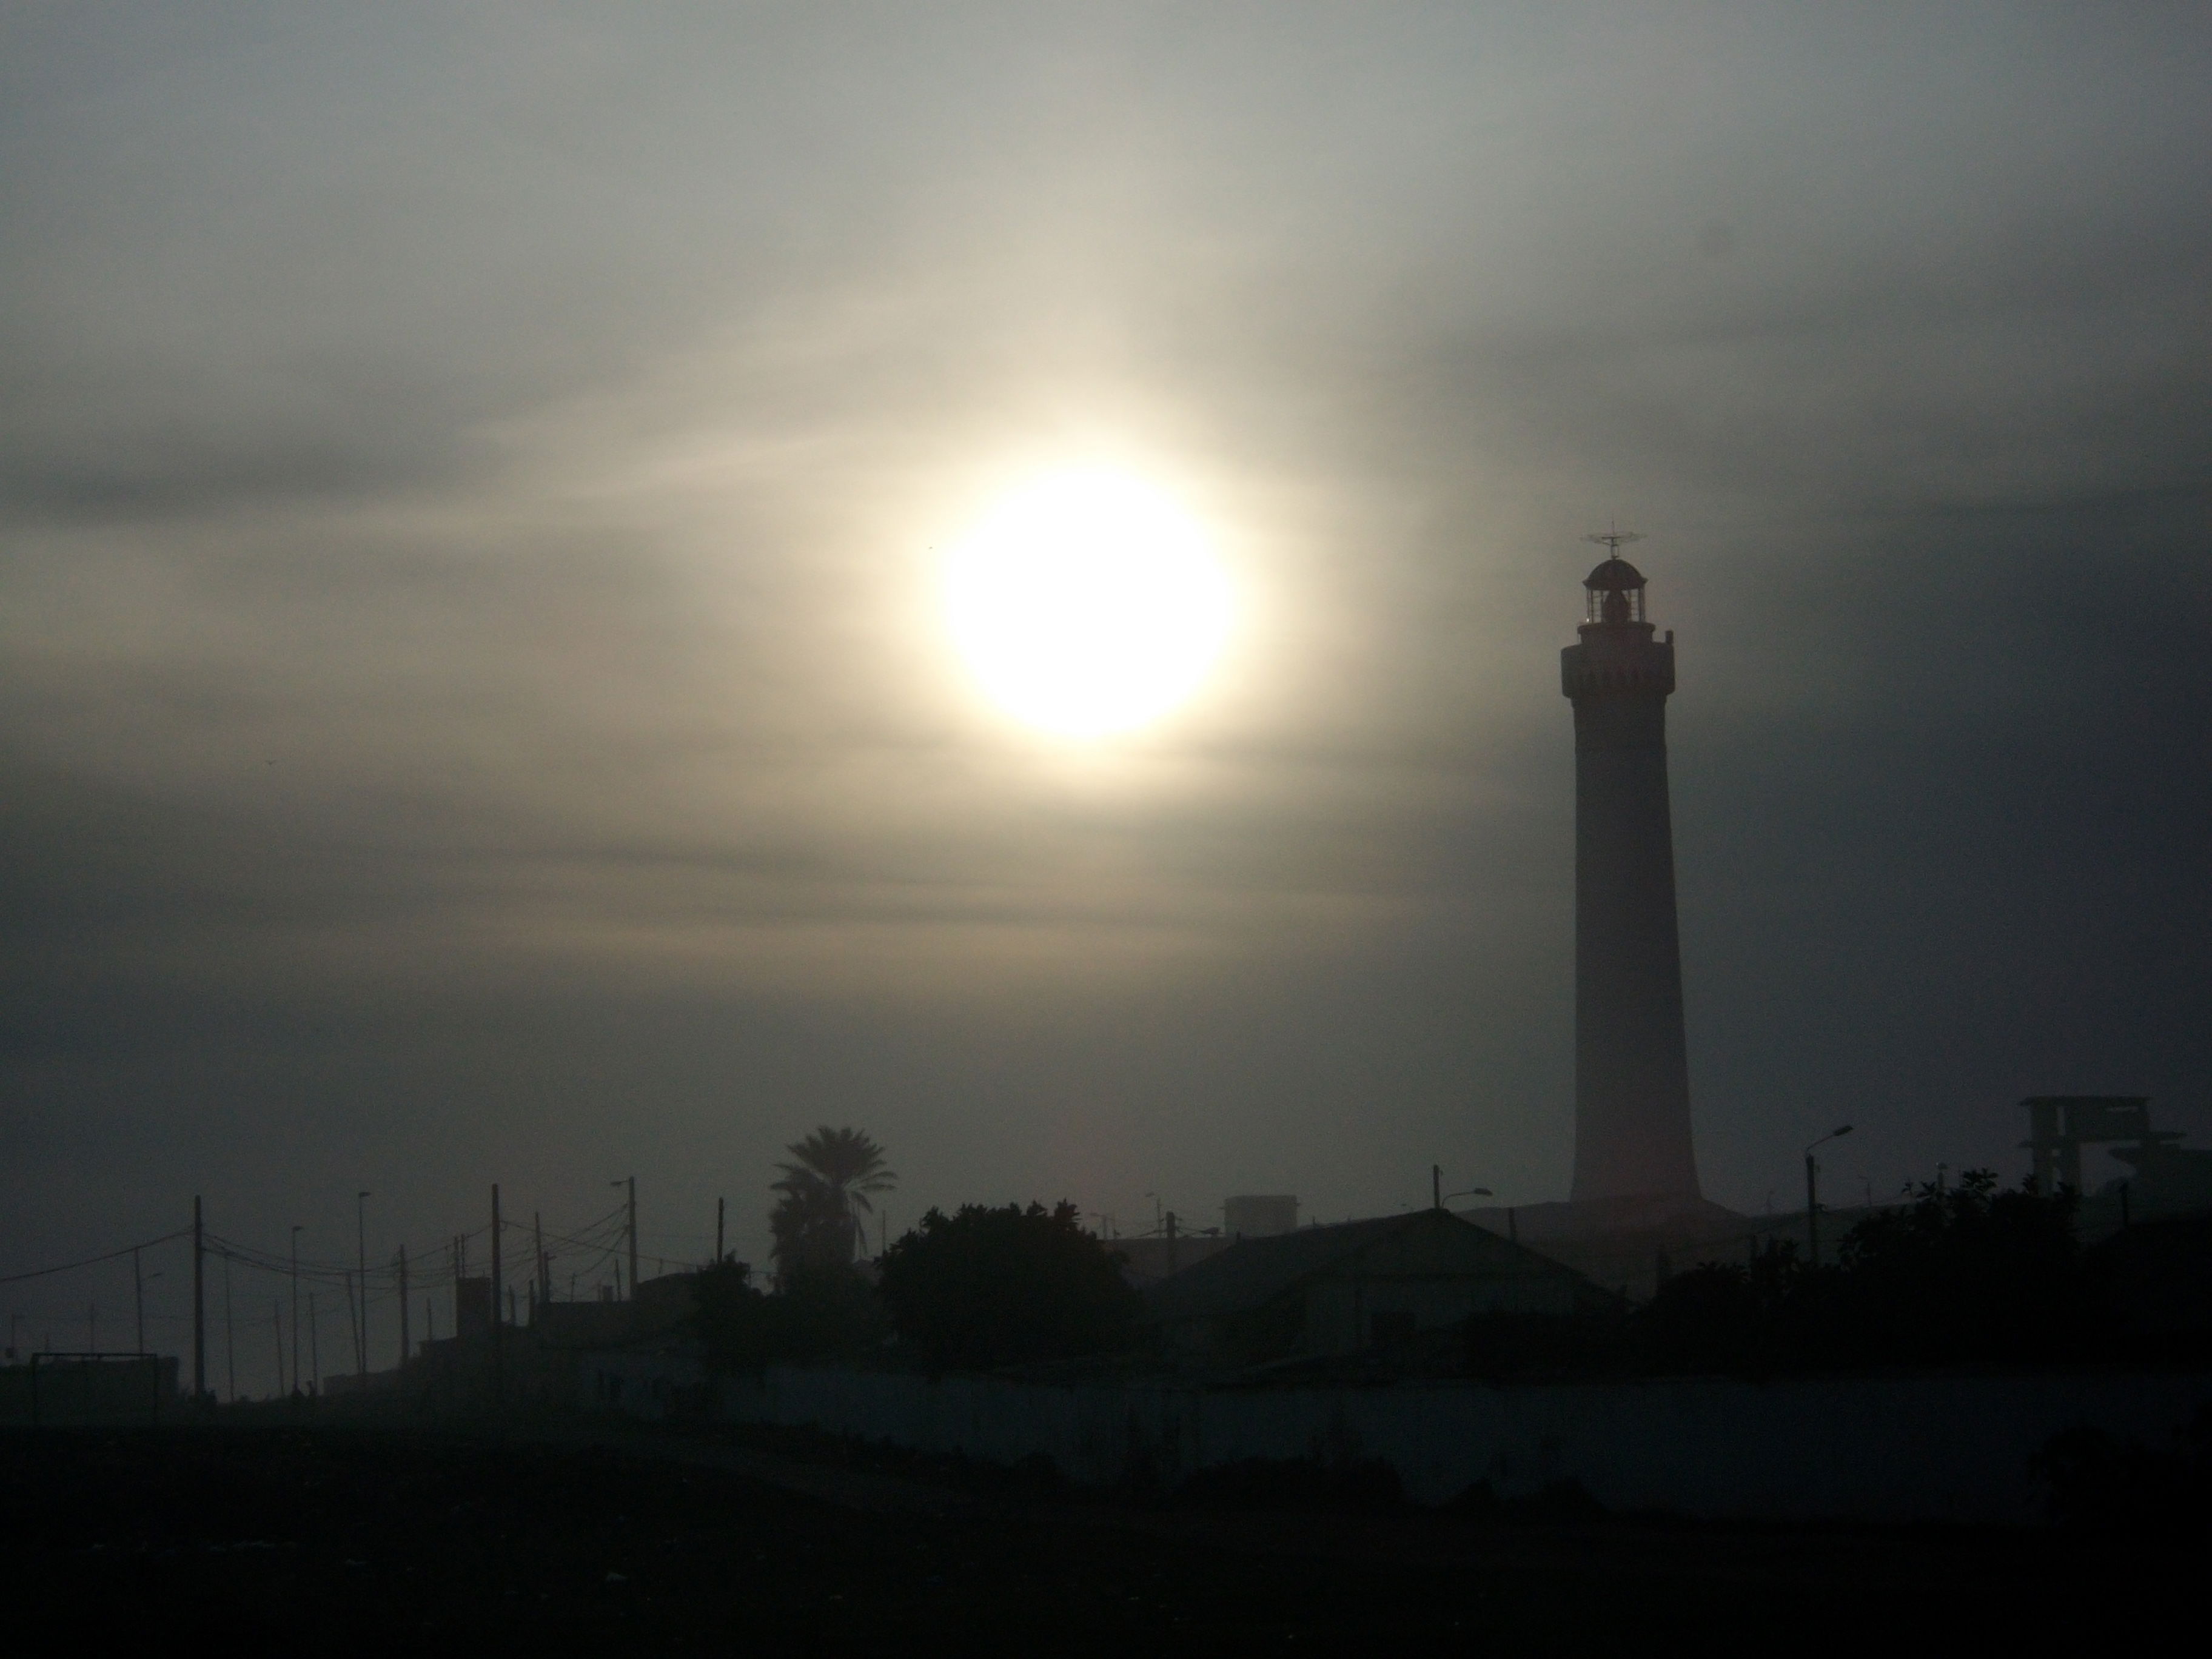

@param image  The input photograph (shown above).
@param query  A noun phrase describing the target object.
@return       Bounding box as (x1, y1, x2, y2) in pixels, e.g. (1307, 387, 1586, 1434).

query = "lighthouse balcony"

(1560, 636, 1675, 699)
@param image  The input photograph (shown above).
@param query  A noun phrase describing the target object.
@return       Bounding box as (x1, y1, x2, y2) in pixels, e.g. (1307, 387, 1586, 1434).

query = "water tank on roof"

(1224, 1195, 1299, 1238)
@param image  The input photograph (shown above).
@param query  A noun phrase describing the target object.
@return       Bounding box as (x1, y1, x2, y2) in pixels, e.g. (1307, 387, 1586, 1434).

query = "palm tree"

(770, 1127, 896, 1279)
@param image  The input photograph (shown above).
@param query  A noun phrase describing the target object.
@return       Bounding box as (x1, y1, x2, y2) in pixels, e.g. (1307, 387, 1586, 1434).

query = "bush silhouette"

(692, 1257, 887, 1373)
(1638, 1171, 2114, 1374)
(877, 1201, 1138, 1371)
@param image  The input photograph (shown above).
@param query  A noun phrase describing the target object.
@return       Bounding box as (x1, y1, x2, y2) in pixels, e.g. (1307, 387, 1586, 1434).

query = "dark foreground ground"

(0, 1425, 2195, 1655)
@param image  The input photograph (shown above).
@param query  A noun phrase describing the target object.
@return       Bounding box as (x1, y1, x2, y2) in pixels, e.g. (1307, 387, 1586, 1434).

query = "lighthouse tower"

(1560, 544, 1701, 1203)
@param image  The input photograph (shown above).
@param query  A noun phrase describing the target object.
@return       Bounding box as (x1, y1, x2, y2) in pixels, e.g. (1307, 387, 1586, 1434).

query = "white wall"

(583, 1347, 702, 1420)
(714, 1366, 2211, 1524)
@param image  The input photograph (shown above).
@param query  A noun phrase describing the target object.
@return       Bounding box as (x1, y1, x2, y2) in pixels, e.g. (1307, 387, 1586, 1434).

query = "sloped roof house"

(1143, 1208, 1613, 1366)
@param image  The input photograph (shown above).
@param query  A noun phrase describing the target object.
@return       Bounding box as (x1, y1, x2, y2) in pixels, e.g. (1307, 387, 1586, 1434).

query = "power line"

(0, 1230, 190, 1285)
(4, 1197, 644, 1326)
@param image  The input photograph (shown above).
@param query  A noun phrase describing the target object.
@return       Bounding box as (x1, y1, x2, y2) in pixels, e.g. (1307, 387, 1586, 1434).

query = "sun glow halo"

(945, 469, 1233, 738)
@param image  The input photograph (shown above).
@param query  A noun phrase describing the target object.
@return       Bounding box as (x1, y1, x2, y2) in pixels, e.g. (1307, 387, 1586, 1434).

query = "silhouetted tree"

(877, 1202, 1139, 1372)
(777, 1261, 893, 1361)
(1639, 1171, 2110, 1374)
(694, 1256, 891, 1372)
(1643, 1241, 1818, 1374)
(769, 1127, 895, 1281)
(1834, 1168, 2103, 1363)
(691, 1258, 780, 1376)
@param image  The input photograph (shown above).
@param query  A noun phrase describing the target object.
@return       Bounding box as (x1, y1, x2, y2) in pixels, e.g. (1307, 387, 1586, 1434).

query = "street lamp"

(1433, 1165, 1493, 1208)
(1805, 1125, 1854, 1267)
(1432, 1164, 1493, 1212)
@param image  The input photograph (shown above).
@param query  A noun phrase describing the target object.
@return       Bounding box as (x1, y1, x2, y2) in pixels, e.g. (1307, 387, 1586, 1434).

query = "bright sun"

(945, 468, 1234, 738)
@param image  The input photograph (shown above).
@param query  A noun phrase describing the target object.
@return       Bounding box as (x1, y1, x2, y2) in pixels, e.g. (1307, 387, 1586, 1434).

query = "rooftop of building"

(1144, 1208, 1598, 1324)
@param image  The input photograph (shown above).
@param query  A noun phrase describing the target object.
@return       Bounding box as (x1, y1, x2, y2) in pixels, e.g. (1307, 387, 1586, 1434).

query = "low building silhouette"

(396, 1268, 704, 1412)
(1143, 1210, 1612, 1367)
(1456, 1195, 1753, 1301)
(0, 1353, 178, 1425)
(1114, 1195, 1302, 1287)
(1223, 1195, 1299, 1237)
(1114, 1234, 1233, 1287)
(2027, 1097, 2212, 1237)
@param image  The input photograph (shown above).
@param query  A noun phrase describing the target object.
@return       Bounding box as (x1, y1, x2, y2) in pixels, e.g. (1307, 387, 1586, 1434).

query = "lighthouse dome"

(1583, 557, 1647, 591)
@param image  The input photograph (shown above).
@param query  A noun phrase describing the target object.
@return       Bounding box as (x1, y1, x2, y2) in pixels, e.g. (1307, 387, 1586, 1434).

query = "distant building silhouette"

(2026, 1096, 2212, 1235)
(1561, 550, 1701, 1203)
(1223, 1195, 1299, 1238)
(1143, 1210, 1614, 1367)
(453, 1275, 493, 1342)
(2022, 1096, 2169, 1195)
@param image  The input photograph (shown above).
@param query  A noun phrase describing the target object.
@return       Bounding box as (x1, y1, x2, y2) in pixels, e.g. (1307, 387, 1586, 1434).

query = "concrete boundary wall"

(718, 1366, 2212, 1524)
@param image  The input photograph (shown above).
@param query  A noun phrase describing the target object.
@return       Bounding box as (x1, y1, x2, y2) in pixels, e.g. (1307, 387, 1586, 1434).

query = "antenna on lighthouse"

(1583, 529, 1646, 554)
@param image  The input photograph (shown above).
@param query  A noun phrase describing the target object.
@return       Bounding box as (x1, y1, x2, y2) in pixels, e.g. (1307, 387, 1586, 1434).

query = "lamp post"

(1805, 1125, 1854, 1267)
(1434, 1161, 1494, 1212)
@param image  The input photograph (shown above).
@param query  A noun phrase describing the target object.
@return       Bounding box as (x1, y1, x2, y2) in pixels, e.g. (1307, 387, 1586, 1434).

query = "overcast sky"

(5, 4, 2208, 1382)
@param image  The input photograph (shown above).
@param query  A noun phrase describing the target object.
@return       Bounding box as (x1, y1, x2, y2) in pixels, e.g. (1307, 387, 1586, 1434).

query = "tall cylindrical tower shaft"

(1561, 557, 1700, 1202)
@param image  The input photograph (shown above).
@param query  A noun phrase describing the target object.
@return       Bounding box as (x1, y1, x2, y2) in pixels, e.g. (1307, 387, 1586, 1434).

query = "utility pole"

(224, 1252, 236, 1403)
(716, 1198, 725, 1265)
(355, 1190, 370, 1386)
(309, 1290, 320, 1393)
(628, 1176, 638, 1298)
(133, 1247, 145, 1353)
(489, 1184, 503, 1404)
(397, 1245, 410, 1369)
(534, 1211, 547, 1319)
(344, 1270, 360, 1379)
(192, 1195, 206, 1403)
(289, 1225, 303, 1395)
(273, 1301, 284, 1396)
(1432, 1165, 1442, 1210)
